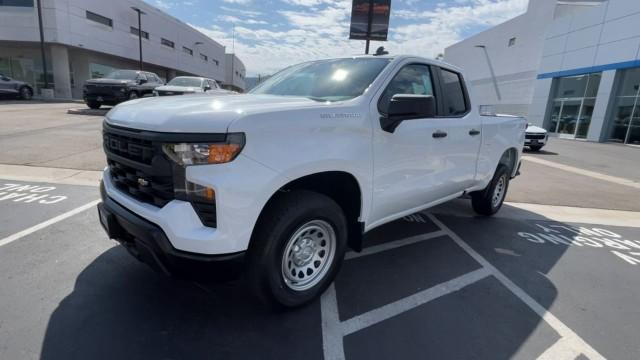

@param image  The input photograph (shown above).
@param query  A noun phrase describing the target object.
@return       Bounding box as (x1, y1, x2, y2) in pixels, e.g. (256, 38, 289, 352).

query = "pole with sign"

(349, 0, 392, 54)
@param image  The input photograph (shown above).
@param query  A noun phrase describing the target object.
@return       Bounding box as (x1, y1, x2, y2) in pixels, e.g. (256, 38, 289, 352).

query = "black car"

(83, 70, 163, 109)
(0, 73, 34, 100)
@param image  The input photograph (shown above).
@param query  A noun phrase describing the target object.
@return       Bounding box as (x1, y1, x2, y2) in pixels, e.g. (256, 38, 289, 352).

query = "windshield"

(250, 58, 391, 101)
(168, 77, 203, 87)
(105, 70, 140, 80)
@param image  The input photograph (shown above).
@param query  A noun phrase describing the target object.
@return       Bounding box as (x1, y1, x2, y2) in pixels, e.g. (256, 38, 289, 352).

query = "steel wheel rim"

(492, 175, 506, 208)
(129, 92, 138, 99)
(281, 219, 336, 292)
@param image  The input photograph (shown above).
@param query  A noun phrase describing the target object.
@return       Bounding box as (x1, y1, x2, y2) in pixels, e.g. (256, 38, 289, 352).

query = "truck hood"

(105, 93, 324, 133)
(526, 125, 547, 134)
(155, 85, 201, 93)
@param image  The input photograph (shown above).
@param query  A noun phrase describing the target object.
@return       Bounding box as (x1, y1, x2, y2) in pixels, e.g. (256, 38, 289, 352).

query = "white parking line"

(341, 268, 490, 335)
(522, 156, 640, 190)
(425, 213, 606, 360)
(0, 199, 100, 248)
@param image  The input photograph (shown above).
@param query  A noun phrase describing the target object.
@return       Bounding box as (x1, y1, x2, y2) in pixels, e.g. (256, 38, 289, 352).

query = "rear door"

(432, 67, 482, 193)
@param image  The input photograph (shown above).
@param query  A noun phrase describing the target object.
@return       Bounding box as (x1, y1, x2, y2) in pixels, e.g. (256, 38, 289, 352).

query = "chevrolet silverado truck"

(97, 55, 525, 307)
(83, 70, 163, 109)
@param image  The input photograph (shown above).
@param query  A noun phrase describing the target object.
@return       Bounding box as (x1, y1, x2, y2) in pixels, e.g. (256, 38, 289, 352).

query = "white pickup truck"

(97, 55, 525, 307)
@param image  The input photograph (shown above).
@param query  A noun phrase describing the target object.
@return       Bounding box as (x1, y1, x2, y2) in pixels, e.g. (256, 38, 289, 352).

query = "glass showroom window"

(609, 68, 640, 145)
(547, 73, 601, 139)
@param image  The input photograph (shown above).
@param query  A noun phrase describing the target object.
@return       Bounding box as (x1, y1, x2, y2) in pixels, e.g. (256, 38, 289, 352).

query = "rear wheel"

(471, 164, 510, 216)
(19, 86, 33, 100)
(247, 190, 347, 308)
(87, 101, 101, 109)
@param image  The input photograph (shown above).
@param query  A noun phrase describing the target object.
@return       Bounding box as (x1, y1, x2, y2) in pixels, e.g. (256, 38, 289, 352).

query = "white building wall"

(0, 0, 227, 81)
(444, 0, 558, 116)
(531, 0, 640, 141)
(224, 53, 246, 92)
(444, 0, 607, 117)
(1, 0, 248, 98)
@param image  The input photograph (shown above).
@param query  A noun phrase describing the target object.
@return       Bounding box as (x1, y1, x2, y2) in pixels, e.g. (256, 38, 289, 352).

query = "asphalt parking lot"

(1, 102, 640, 359)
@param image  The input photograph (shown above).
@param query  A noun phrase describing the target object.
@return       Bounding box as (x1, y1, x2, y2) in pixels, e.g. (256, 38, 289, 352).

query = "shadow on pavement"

(523, 148, 558, 156)
(39, 246, 323, 360)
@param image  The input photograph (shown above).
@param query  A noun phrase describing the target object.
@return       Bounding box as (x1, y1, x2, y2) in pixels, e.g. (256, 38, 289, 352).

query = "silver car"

(153, 76, 229, 97)
(0, 74, 34, 100)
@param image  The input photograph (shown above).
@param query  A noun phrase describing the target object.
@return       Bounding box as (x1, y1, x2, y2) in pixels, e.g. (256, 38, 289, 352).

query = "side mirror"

(204, 84, 211, 91)
(380, 94, 436, 133)
(1, 76, 9, 81)
(138, 78, 147, 85)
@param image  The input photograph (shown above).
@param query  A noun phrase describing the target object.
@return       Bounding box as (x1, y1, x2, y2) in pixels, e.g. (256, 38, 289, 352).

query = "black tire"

(529, 146, 543, 152)
(246, 190, 348, 308)
(19, 86, 33, 100)
(471, 164, 510, 216)
(128, 91, 139, 100)
(87, 101, 101, 109)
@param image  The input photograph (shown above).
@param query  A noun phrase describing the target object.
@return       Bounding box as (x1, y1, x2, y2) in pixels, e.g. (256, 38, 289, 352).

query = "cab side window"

(440, 68, 468, 116)
(378, 64, 434, 115)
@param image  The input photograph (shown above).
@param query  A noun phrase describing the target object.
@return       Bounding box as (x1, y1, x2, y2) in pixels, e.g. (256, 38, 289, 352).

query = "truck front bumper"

(98, 182, 245, 281)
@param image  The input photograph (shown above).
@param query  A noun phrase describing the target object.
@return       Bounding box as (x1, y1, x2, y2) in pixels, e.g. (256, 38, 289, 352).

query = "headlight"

(162, 133, 245, 166)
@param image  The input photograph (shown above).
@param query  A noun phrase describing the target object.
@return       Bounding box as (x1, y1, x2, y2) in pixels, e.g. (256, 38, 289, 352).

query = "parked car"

(83, 70, 163, 109)
(525, 124, 548, 151)
(97, 55, 525, 308)
(0, 74, 34, 100)
(153, 76, 229, 96)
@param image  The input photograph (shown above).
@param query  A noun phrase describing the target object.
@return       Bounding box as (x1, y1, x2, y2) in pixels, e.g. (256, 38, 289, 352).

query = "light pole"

(475, 45, 502, 101)
(131, 7, 146, 71)
(36, 0, 48, 89)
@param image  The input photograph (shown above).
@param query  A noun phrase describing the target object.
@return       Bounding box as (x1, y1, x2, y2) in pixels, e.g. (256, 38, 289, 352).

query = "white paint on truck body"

(103, 55, 525, 255)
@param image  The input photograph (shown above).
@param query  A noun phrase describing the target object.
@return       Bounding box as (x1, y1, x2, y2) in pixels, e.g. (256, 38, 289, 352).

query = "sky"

(145, 0, 529, 77)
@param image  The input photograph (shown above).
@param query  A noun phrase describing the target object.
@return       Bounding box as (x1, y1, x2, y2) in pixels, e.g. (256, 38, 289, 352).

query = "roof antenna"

(374, 46, 389, 56)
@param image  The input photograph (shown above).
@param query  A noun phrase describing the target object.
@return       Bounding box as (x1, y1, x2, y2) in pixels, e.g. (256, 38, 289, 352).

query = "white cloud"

(218, 15, 268, 25)
(222, 0, 252, 5)
(220, 6, 262, 17)
(194, 0, 528, 76)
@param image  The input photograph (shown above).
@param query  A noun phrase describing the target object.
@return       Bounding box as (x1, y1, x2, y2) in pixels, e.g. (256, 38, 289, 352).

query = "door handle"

(469, 129, 481, 136)
(432, 130, 448, 139)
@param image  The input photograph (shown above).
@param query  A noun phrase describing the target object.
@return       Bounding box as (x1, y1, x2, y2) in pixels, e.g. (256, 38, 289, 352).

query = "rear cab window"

(438, 68, 469, 116)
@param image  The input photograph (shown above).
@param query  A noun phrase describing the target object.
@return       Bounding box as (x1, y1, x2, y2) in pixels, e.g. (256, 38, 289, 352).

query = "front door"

(369, 63, 478, 227)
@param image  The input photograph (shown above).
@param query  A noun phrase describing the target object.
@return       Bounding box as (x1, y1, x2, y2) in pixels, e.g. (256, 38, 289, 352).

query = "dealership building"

(0, 0, 246, 99)
(445, 0, 640, 145)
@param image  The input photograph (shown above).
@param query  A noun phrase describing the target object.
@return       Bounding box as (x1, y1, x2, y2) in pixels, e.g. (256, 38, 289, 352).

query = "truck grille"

(525, 133, 546, 140)
(102, 122, 219, 227)
(103, 125, 175, 207)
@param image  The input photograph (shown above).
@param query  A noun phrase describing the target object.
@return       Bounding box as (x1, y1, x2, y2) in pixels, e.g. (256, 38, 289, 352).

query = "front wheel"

(128, 91, 139, 100)
(247, 190, 347, 308)
(471, 164, 510, 216)
(529, 145, 543, 152)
